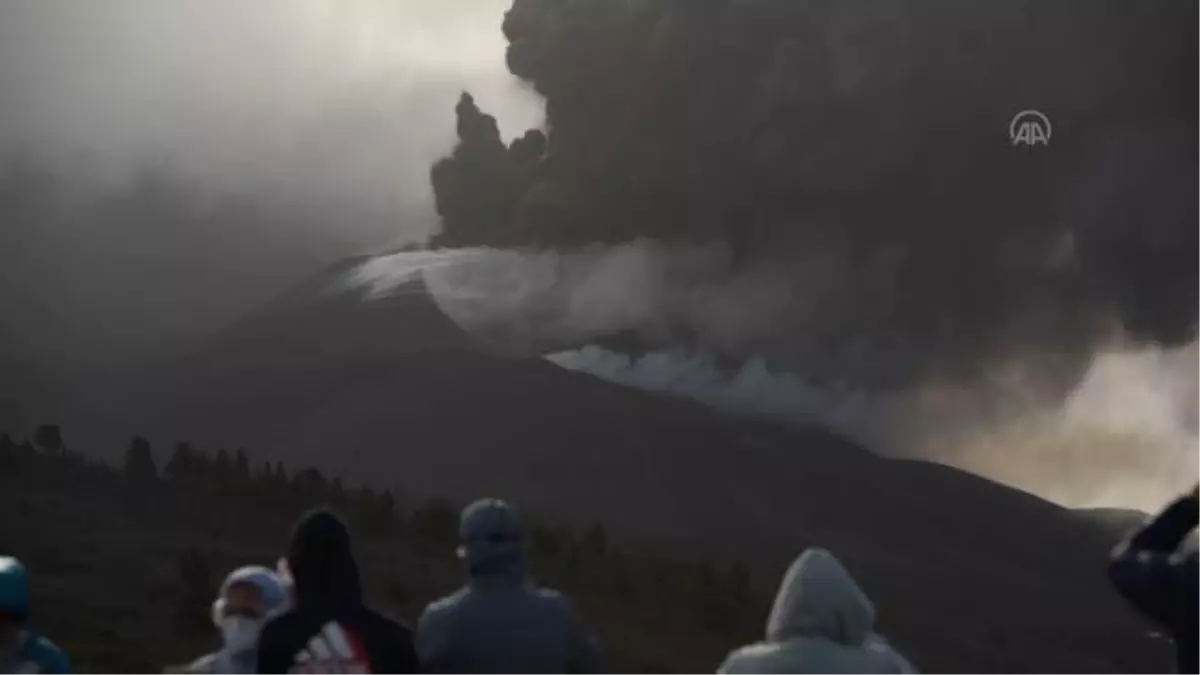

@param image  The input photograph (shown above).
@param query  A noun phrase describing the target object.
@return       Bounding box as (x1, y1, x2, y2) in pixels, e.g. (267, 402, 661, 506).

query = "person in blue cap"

(0, 556, 69, 674)
(415, 498, 602, 673)
(170, 565, 288, 674)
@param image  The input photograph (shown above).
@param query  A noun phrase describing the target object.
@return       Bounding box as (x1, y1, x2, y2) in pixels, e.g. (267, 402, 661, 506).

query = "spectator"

(169, 565, 286, 673)
(0, 556, 70, 674)
(256, 510, 418, 674)
(416, 498, 601, 673)
(1108, 485, 1198, 673)
(718, 548, 914, 674)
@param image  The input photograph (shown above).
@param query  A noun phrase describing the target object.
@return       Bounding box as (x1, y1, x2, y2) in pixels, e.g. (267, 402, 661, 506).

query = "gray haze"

(0, 0, 542, 366)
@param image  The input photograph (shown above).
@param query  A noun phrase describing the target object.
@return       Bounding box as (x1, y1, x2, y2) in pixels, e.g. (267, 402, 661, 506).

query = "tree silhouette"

(0, 434, 17, 470)
(330, 477, 347, 504)
(584, 521, 608, 558)
(296, 467, 328, 499)
(213, 448, 232, 483)
(122, 436, 158, 482)
(33, 423, 64, 455)
(234, 448, 251, 481)
(164, 442, 195, 481)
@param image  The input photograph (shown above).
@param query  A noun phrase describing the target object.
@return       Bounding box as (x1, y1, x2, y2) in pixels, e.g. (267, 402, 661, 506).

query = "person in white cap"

(170, 565, 286, 674)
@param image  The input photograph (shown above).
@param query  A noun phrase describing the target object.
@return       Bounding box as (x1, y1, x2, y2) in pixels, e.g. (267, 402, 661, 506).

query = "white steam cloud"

(354, 240, 916, 382)
(350, 246, 1199, 512)
(548, 344, 1198, 513)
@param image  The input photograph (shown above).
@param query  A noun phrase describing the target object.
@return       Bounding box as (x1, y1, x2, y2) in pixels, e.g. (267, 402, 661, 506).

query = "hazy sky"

(0, 0, 544, 363)
(0, 0, 543, 243)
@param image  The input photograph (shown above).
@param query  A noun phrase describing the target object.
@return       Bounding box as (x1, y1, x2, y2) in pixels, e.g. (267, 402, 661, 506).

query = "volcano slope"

(95, 257, 1167, 672)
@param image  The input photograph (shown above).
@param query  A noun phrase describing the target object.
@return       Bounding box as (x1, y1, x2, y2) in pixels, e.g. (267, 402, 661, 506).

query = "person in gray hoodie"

(415, 498, 601, 673)
(718, 548, 915, 674)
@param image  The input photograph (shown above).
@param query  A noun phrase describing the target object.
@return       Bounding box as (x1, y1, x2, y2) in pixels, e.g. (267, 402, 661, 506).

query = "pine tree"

(164, 442, 195, 481)
(189, 447, 213, 482)
(234, 448, 251, 481)
(33, 423, 64, 455)
(122, 436, 158, 482)
(297, 467, 328, 499)
(0, 434, 16, 470)
(330, 477, 347, 503)
(214, 448, 232, 482)
(584, 521, 608, 558)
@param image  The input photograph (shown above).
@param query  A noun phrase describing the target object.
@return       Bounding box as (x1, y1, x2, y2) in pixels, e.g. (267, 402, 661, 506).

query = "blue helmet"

(0, 556, 30, 619)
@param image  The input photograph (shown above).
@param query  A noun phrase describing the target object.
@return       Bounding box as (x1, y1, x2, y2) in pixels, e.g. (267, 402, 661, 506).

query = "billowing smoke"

(355, 242, 810, 360)
(349, 243, 1198, 511)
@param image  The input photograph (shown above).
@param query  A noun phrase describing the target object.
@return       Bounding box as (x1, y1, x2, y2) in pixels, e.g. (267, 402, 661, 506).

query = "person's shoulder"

(529, 585, 578, 616)
(531, 585, 565, 601)
(420, 586, 470, 619)
(717, 642, 774, 674)
(23, 634, 71, 673)
(862, 635, 917, 674)
(164, 653, 216, 674)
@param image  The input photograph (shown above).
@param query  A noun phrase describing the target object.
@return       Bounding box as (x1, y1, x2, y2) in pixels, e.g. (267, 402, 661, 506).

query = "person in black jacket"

(1108, 485, 1198, 674)
(256, 509, 419, 674)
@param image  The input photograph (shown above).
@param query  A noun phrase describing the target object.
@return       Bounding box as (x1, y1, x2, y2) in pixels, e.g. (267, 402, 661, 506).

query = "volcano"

(46, 251, 1154, 672)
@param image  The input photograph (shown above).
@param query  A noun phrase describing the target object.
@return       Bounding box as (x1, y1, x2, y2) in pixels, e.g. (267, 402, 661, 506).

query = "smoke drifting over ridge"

(352, 244, 1198, 512)
(401, 1, 1196, 512)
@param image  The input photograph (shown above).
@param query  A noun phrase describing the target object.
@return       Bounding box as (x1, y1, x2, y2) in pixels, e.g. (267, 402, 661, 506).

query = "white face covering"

(219, 616, 262, 655)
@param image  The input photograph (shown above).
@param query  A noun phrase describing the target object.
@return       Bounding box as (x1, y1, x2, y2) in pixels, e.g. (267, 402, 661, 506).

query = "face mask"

(219, 616, 262, 654)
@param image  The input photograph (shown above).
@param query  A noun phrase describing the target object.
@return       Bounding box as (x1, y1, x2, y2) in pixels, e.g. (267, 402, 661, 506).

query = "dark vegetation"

(0, 422, 1175, 673)
(0, 424, 764, 673)
(431, 0, 1197, 371)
